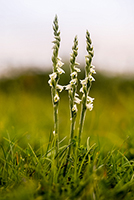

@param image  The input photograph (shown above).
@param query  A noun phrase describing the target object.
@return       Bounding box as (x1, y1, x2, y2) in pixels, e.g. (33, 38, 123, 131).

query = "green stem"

(70, 116, 75, 142)
(54, 104, 59, 165)
(52, 86, 59, 167)
(63, 120, 75, 177)
(78, 81, 91, 147)
(68, 115, 76, 155)
(78, 102, 87, 147)
(63, 103, 76, 176)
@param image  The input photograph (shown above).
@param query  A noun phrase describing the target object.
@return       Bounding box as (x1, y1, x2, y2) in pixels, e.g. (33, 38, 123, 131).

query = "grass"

(0, 70, 134, 199)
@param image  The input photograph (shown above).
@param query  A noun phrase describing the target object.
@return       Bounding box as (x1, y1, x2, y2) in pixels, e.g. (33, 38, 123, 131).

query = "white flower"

(56, 84, 64, 92)
(90, 68, 96, 74)
(80, 84, 87, 93)
(54, 94, 60, 102)
(88, 74, 95, 82)
(74, 62, 80, 66)
(86, 103, 93, 111)
(70, 78, 77, 85)
(70, 71, 77, 78)
(74, 97, 81, 104)
(48, 79, 52, 87)
(57, 56, 62, 60)
(80, 78, 88, 85)
(57, 67, 65, 74)
(74, 66, 81, 72)
(91, 65, 95, 69)
(65, 83, 72, 90)
(48, 72, 57, 87)
(80, 86, 84, 93)
(65, 78, 78, 91)
(56, 58, 64, 68)
(72, 104, 78, 112)
(75, 93, 79, 97)
(87, 96, 94, 103)
(49, 72, 57, 79)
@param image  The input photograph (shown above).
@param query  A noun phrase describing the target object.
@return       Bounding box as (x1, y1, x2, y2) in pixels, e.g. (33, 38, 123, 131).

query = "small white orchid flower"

(80, 78, 88, 85)
(65, 84, 72, 90)
(56, 84, 64, 92)
(70, 78, 77, 85)
(88, 75, 95, 82)
(74, 62, 80, 66)
(80, 86, 84, 93)
(57, 56, 62, 60)
(48, 79, 52, 87)
(91, 65, 95, 69)
(74, 97, 81, 104)
(90, 68, 96, 74)
(72, 104, 78, 112)
(74, 66, 81, 72)
(54, 94, 60, 103)
(75, 93, 79, 97)
(87, 96, 94, 103)
(56, 58, 64, 68)
(57, 67, 65, 74)
(49, 72, 57, 79)
(86, 103, 93, 111)
(70, 71, 77, 78)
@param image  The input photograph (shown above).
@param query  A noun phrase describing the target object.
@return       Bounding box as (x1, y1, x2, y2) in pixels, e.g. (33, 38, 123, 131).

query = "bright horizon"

(0, 0, 134, 75)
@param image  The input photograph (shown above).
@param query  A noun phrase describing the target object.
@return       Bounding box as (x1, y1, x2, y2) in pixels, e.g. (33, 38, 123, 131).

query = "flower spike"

(48, 15, 64, 167)
(78, 30, 96, 147)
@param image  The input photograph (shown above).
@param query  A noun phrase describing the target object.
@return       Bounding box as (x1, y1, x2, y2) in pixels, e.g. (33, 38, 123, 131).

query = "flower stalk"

(63, 36, 80, 176)
(78, 31, 96, 147)
(66, 36, 81, 154)
(48, 15, 64, 166)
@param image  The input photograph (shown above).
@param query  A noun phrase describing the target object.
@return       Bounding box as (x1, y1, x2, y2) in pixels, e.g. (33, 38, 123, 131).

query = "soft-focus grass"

(0, 69, 134, 151)
(0, 68, 134, 199)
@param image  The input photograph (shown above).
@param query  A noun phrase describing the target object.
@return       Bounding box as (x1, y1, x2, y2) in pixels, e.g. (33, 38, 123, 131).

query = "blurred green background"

(0, 66, 134, 157)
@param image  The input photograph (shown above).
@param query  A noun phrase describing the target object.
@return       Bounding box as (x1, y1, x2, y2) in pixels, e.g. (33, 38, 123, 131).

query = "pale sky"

(0, 0, 134, 74)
